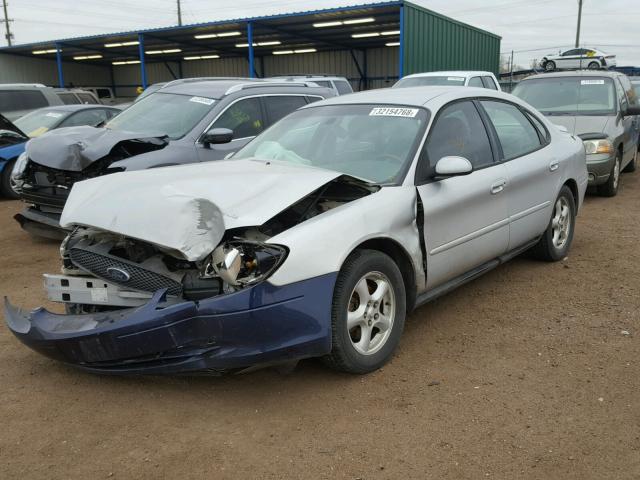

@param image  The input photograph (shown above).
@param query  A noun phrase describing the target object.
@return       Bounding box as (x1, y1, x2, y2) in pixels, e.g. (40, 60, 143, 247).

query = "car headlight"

(583, 139, 613, 155)
(203, 241, 288, 287)
(11, 152, 28, 180)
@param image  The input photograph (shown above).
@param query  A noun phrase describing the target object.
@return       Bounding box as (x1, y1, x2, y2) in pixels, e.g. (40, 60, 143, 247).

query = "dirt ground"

(1, 171, 639, 480)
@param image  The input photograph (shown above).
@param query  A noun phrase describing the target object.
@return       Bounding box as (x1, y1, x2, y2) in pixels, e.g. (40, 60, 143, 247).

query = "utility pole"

(574, 0, 583, 48)
(177, 0, 182, 26)
(1, 0, 13, 47)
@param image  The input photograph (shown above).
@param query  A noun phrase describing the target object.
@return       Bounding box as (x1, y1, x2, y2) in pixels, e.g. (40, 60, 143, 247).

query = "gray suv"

(513, 71, 640, 196)
(12, 78, 335, 237)
(0, 84, 64, 121)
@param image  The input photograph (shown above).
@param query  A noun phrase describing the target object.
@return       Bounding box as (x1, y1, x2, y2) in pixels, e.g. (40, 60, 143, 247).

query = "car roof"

(156, 77, 325, 99)
(520, 70, 624, 81)
(308, 86, 510, 108)
(403, 71, 495, 78)
(0, 83, 50, 90)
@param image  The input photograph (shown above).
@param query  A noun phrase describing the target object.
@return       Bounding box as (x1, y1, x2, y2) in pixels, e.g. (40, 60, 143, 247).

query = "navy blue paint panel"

(0, 143, 26, 171)
(4, 273, 338, 374)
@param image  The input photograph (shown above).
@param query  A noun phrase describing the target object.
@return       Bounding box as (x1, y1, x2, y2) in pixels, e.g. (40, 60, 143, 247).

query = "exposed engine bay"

(50, 176, 378, 310)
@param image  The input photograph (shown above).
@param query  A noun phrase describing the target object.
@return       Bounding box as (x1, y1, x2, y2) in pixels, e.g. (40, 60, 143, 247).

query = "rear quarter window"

(77, 93, 99, 104)
(57, 92, 81, 105)
(0, 90, 49, 112)
(334, 81, 353, 95)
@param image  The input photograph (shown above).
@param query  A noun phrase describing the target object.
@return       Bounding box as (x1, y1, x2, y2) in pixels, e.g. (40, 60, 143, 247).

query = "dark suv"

(12, 78, 335, 237)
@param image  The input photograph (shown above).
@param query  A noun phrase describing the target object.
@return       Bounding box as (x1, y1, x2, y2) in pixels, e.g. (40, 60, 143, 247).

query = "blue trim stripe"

(55, 43, 64, 87)
(247, 22, 255, 79)
(138, 33, 147, 89)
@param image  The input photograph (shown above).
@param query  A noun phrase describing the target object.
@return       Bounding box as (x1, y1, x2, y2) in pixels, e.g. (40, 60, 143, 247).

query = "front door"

(415, 100, 510, 289)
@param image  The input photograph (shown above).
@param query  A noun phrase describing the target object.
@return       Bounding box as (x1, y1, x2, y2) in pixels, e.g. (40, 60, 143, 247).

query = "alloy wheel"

(347, 271, 395, 356)
(551, 197, 571, 250)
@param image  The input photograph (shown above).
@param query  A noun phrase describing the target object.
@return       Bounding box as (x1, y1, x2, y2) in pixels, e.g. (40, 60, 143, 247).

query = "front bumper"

(586, 153, 615, 186)
(4, 273, 337, 375)
(14, 206, 67, 240)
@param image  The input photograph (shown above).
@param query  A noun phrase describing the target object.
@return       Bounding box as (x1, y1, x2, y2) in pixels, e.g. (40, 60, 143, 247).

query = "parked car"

(11, 78, 335, 237)
(0, 83, 64, 121)
(393, 71, 501, 90)
(54, 88, 101, 105)
(512, 71, 640, 196)
(81, 87, 120, 105)
(271, 75, 354, 95)
(4, 86, 587, 375)
(541, 48, 616, 72)
(0, 105, 121, 199)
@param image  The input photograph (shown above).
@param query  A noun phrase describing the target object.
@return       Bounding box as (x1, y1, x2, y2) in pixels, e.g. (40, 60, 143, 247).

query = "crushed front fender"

(4, 273, 337, 375)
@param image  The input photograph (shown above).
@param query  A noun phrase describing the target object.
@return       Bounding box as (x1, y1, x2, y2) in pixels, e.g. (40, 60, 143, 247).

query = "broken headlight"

(10, 152, 28, 188)
(203, 241, 287, 287)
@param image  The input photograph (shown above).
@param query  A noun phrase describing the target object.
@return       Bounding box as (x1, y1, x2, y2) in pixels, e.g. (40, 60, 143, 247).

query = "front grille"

(69, 247, 183, 297)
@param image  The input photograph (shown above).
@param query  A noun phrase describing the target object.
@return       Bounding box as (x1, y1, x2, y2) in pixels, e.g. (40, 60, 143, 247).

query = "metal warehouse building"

(0, 1, 500, 97)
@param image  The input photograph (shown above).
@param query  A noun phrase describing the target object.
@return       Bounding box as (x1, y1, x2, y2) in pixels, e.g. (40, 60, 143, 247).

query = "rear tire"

(323, 249, 406, 374)
(597, 152, 621, 197)
(588, 61, 601, 70)
(0, 159, 20, 199)
(531, 185, 576, 262)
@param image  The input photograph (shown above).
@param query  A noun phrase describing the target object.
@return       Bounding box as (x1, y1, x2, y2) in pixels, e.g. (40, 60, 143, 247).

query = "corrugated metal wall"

(403, 2, 501, 76)
(0, 53, 110, 87)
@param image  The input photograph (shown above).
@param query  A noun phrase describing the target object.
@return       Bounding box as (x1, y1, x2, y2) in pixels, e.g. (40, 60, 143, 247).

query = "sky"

(1, 0, 639, 68)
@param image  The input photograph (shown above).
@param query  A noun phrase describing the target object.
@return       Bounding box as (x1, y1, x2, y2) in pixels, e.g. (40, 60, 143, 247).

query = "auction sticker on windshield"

(45, 112, 64, 118)
(581, 80, 605, 85)
(189, 96, 215, 106)
(370, 107, 419, 117)
(447, 77, 465, 81)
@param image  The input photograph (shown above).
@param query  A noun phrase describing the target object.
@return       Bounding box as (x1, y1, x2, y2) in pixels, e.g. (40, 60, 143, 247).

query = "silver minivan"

(512, 71, 640, 196)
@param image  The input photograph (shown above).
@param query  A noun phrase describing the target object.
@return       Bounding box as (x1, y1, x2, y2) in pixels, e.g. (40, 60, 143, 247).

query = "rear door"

(617, 76, 640, 166)
(416, 100, 509, 289)
(478, 99, 555, 249)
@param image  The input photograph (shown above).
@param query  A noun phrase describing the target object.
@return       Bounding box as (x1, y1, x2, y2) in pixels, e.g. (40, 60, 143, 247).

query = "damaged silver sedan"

(4, 87, 588, 375)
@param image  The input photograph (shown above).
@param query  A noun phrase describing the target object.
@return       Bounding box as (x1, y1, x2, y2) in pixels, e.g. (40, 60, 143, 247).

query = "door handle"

(549, 160, 559, 172)
(490, 179, 506, 195)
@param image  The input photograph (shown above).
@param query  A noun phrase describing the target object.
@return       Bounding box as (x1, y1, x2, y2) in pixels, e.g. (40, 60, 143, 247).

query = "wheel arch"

(350, 237, 417, 312)
(563, 178, 579, 209)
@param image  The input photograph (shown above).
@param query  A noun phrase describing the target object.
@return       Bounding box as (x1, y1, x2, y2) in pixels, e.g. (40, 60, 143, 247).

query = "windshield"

(512, 77, 616, 115)
(233, 104, 429, 184)
(105, 92, 215, 139)
(14, 109, 67, 137)
(395, 76, 466, 88)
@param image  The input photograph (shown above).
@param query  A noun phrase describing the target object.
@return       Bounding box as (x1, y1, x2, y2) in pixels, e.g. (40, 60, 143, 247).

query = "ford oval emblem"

(106, 267, 131, 282)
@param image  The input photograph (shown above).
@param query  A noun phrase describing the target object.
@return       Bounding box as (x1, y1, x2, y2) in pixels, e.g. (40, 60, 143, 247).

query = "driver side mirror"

(622, 105, 640, 117)
(202, 128, 233, 147)
(434, 156, 473, 178)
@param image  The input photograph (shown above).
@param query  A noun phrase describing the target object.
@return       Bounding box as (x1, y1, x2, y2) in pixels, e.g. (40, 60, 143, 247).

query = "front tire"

(323, 249, 406, 374)
(597, 152, 621, 197)
(531, 186, 576, 262)
(0, 159, 20, 199)
(544, 60, 556, 71)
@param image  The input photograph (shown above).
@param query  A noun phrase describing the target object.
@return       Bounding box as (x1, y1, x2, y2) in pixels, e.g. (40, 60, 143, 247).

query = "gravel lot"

(1, 171, 639, 479)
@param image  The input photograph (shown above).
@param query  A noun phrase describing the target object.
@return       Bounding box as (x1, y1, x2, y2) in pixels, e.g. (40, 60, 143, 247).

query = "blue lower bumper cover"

(4, 273, 337, 375)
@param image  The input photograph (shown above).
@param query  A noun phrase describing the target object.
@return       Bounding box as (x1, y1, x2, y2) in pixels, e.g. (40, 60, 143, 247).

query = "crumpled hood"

(60, 159, 344, 261)
(548, 115, 610, 136)
(26, 126, 168, 171)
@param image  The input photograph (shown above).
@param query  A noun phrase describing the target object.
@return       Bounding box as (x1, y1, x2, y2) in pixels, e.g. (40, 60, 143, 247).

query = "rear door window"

(334, 80, 353, 95)
(468, 77, 484, 88)
(77, 93, 99, 104)
(212, 97, 265, 139)
(57, 92, 81, 105)
(313, 81, 333, 88)
(0, 90, 49, 111)
(95, 88, 113, 99)
(263, 95, 307, 125)
(481, 76, 498, 90)
(480, 100, 543, 160)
